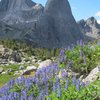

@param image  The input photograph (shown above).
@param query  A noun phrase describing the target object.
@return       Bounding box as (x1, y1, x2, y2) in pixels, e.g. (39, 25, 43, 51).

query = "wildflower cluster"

(59, 40, 100, 74)
(0, 40, 99, 100)
(0, 62, 97, 100)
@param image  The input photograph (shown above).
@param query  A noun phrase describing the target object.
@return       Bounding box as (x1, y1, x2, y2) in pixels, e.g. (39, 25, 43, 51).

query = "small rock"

(22, 65, 37, 75)
(26, 65, 37, 70)
(1, 71, 6, 74)
(19, 66, 25, 70)
(38, 59, 52, 69)
(14, 71, 20, 75)
(9, 60, 15, 64)
(6, 68, 12, 74)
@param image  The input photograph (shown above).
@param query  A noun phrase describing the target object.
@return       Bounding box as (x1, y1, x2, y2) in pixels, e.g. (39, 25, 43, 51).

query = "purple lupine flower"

(72, 76, 77, 85)
(28, 95, 34, 100)
(59, 49, 65, 56)
(79, 39, 83, 46)
(61, 70, 68, 79)
(59, 56, 66, 63)
(1, 85, 10, 95)
(16, 76, 25, 84)
(37, 90, 44, 100)
(81, 82, 85, 87)
(55, 76, 61, 97)
(83, 55, 87, 65)
(21, 90, 27, 100)
(53, 83, 56, 92)
(79, 50, 83, 57)
(65, 80, 69, 90)
(7, 79, 15, 87)
(44, 79, 49, 96)
(25, 78, 32, 90)
(56, 82, 61, 98)
(14, 92, 20, 99)
(79, 39, 84, 47)
(76, 80, 80, 91)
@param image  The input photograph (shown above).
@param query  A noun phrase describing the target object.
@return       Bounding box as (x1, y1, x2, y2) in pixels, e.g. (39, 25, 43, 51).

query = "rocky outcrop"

(83, 66, 100, 83)
(78, 17, 100, 39)
(0, 0, 84, 48)
(0, 46, 22, 64)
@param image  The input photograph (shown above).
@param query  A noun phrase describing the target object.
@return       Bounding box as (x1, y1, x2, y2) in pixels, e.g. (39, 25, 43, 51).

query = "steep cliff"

(0, 0, 84, 48)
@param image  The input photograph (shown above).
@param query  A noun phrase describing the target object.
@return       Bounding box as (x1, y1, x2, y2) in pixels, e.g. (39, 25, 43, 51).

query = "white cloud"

(97, 20, 100, 24)
(95, 11, 100, 17)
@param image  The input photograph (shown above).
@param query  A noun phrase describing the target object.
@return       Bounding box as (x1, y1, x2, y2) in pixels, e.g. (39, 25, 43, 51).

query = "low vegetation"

(0, 40, 100, 100)
(59, 41, 100, 75)
(0, 64, 100, 100)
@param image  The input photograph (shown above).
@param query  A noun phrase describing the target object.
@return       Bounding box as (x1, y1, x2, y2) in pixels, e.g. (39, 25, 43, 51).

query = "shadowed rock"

(0, 0, 84, 48)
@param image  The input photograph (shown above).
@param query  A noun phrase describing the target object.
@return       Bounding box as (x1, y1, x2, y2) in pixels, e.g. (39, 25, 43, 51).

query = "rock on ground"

(38, 59, 52, 69)
(83, 66, 100, 83)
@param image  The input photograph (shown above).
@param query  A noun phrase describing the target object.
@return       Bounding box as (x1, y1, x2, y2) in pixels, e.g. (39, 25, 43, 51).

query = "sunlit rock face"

(78, 17, 100, 39)
(0, 0, 84, 48)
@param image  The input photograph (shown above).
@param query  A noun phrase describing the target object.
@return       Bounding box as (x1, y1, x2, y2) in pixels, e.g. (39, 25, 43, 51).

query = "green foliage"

(33, 48, 60, 60)
(0, 39, 60, 60)
(48, 80, 100, 100)
(0, 74, 16, 88)
(60, 44, 100, 74)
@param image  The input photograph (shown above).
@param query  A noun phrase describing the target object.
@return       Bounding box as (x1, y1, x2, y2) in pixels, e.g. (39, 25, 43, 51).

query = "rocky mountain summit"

(0, 0, 84, 48)
(78, 17, 100, 39)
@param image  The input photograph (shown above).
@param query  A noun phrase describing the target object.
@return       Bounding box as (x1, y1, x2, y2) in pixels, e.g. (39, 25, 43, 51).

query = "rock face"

(83, 66, 100, 83)
(78, 17, 100, 39)
(0, 0, 83, 48)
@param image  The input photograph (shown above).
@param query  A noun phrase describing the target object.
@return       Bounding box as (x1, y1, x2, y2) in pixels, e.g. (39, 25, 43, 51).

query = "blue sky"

(33, 0, 100, 23)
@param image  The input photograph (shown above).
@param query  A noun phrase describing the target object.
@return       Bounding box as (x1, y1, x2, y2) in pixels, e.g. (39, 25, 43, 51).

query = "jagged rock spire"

(0, 0, 84, 48)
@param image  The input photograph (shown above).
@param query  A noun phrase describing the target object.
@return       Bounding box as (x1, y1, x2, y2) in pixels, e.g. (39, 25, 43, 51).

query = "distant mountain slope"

(78, 17, 100, 39)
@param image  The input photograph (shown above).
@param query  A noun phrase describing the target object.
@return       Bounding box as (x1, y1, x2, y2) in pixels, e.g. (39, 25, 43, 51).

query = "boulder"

(11, 52, 22, 62)
(83, 66, 100, 83)
(38, 59, 52, 69)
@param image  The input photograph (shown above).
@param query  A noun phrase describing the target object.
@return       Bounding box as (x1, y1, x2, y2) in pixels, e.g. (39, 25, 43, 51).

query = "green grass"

(0, 74, 16, 88)
(0, 64, 36, 88)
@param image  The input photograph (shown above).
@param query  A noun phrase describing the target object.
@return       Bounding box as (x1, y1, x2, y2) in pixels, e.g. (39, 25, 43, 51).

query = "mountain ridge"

(78, 17, 100, 39)
(0, 0, 84, 48)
